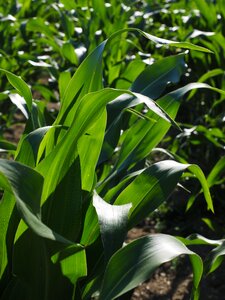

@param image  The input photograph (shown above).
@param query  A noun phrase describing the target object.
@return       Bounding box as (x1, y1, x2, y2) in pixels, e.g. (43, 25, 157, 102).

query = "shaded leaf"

(0, 159, 79, 245)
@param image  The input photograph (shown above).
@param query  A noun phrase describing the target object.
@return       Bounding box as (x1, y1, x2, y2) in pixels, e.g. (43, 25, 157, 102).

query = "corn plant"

(0, 29, 217, 300)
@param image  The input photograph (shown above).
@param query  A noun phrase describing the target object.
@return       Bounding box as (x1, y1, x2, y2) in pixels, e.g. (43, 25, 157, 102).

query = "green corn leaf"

(78, 110, 107, 191)
(187, 69, 225, 100)
(58, 71, 71, 99)
(85, 159, 213, 248)
(178, 234, 223, 247)
(37, 88, 175, 202)
(93, 191, 132, 263)
(59, 0, 76, 9)
(56, 41, 106, 125)
(26, 17, 57, 38)
(100, 53, 186, 164)
(99, 234, 202, 300)
(114, 160, 213, 229)
(37, 89, 127, 201)
(195, 0, 217, 28)
(104, 169, 144, 203)
(0, 192, 19, 279)
(80, 199, 99, 246)
(205, 240, 225, 274)
(207, 156, 225, 187)
(62, 42, 78, 65)
(188, 165, 213, 212)
(56, 28, 211, 128)
(131, 53, 186, 98)
(9, 94, 29, 119)
(42, 157, 83, 243)
(180, 234, 225, 274)
(0, 127, 50, 279)
(0, 159, 78, 245)
(15, 126, 52, 167)
(0, 68, 32, 112)
(39, 28, 211, 163)
(108, 28, 213, 53)
(78, 89, 178, 191)
(0, 140, 17, 152)
(11, 229, 50, 300)
(8, 228, 82, 300)
(51, 245, 87, 285)
(114, 83, 225, 174)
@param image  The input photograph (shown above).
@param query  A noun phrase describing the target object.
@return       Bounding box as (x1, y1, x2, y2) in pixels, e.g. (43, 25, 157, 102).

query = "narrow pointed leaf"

(108, 28, 212, 53)
(0, 68, 32, 111)
(188, 165, 214, 212)
(207, 156, 225, 187)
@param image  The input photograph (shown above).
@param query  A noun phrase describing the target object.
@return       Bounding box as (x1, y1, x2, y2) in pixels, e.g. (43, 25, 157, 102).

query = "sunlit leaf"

(99, 234, 202, 300)
(93, 191, 131, 263)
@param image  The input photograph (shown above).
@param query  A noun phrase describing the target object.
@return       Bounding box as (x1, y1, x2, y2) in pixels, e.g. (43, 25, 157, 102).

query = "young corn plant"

(0, 29, 216, 300)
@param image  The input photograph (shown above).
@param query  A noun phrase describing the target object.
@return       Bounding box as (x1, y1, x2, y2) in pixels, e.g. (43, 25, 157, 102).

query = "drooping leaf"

(113, 83, 225, 174)
(187, 69, 225, 100)
(0, 68, 32, 112)
(9, 94, 29, 119)
(179, 234, 225, 274)
(99, 234, 202, 300)
(0, 159, 79, 245)
(93, 191, 132, 263)
(15, 126, 52, 167)
(114, 160, 213, 228)
(206, 240, 225, 274)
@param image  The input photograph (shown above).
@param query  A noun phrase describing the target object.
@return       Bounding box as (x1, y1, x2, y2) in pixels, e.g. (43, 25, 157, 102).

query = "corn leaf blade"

(93, 191, 132, 263)
(99, 234, 202, 300)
